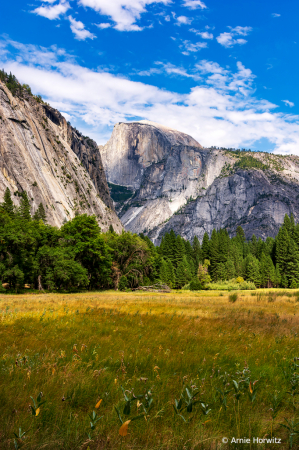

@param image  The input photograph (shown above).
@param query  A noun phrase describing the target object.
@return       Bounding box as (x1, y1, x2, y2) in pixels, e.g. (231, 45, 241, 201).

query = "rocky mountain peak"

(100, 120, 299, 243)
(0, 74, 122, 232)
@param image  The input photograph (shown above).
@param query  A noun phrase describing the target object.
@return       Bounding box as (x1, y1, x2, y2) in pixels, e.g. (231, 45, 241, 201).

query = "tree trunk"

(38, 275, 43, 291)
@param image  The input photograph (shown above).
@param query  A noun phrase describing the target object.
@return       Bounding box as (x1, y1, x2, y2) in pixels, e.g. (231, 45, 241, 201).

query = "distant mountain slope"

(0, 76, 122, 232)
(100, 120, 299, 242)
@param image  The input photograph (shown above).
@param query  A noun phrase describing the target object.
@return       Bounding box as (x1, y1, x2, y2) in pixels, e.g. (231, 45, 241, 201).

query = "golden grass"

(1, 289, 299, 449)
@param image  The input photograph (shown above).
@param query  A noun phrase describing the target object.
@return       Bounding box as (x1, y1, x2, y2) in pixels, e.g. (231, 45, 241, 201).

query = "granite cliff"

(100, 121, 299, 242)
(0, 78, 122, 231)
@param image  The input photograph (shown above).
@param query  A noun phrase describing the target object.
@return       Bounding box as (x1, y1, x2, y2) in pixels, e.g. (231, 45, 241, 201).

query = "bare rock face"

(100, 120, 228, 235)
(100, 120, 299, 242)
(149, 168, 299, 243)
(100, 120, 202, 190)
(0, 81, 122, 232)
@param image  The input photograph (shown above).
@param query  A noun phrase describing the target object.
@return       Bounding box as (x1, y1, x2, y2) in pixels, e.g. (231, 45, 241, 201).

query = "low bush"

(229, 292, 238, 303)
(207, 279, 256, 291)
(189, 278, 202, 291)
(118, 275, 128, 291)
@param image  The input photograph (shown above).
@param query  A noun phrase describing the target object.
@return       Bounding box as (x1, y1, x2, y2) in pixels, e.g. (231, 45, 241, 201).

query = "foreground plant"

(30, 392, 45, 417)
(13, 428, 26, 449)
(280, 418, 299, 449)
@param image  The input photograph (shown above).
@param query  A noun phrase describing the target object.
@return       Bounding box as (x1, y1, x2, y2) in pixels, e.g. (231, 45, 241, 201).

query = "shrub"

(206, 279, 256, 291)
(229, 292, 238, 303)
(239, 281, 256, 290)
(236, 276, 244, 283)
(118, 276, 128, 291)
(189, 278, 202, 291)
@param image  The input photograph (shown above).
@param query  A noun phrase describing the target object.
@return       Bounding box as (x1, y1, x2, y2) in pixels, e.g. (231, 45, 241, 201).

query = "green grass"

(1, 290, 299, 449)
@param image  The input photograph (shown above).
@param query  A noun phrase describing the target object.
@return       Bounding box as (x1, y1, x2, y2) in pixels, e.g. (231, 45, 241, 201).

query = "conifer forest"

(0, 186, 298, 293)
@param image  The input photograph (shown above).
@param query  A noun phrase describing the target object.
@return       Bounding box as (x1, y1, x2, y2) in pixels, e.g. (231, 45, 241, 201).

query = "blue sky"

(1, 0, 298, 153)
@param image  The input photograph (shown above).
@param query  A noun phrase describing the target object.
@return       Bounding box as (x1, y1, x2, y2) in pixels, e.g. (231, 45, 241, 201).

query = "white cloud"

(272, 13, 281, 17)
(282, 100, 295, 107)
(183, 0, 207, 9)
(181, 40, 207, 54)
(2, 41, 299, 154)
(95, 22, 111, 29)
(190, 29, 213, 39)
(230, 26, 252, 36)
(195, 60, 227, 75)
(78, 0, 171, 31)
(32, 1, 70, 20)
(216, 26, 252, 48)
(135, 67, 162, 76)
(68, 16, 96, 40)
(175, 15, 192, 25)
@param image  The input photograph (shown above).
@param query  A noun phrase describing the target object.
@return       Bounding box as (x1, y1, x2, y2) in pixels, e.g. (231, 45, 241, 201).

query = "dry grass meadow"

(1, 289, 299, 449)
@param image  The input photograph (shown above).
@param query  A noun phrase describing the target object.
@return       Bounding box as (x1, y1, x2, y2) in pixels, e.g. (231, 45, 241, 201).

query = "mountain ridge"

(0, 73, 122, 232)
(100, 120, 299, 242)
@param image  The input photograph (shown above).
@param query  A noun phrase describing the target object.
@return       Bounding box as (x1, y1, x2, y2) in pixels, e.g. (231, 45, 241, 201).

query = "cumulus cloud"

(32, 1, 70, 20)
(1, 40, 299, 154)
(183, 0, 207, 9)
(95, 22, 111, 29)
(68, 16, 96, 40)
(217, 26, 252, 48)
(283, 100, 295, 107)
(190, 29, 213, 39)
(78, 0, 170, 31)
(272, 13, 281, 17)
(175, 15, 192, 25)
(181, 40, 207, 54)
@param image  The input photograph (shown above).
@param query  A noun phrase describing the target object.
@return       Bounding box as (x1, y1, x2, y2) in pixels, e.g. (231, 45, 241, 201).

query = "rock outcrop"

(0, 80, 122, 232)
(100, 120, 299, 242)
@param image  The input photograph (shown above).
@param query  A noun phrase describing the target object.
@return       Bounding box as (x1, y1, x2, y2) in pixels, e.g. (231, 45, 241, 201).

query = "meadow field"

(1, 289, 299, 449)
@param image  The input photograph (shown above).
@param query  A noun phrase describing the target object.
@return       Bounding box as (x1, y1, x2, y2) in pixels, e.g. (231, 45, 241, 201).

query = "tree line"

(0, 188, 297, 291)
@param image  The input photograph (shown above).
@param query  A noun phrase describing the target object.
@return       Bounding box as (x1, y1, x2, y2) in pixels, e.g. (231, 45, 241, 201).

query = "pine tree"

(231, 244, 243, 277)
(192, 236, 202, 267)
(276, 225, 290, 275)
(175, 256, 191, 288)
(2, 188, 14, 217)
(33, 203, 47, 223)
(184, 240, 194, 263)
(225, 258, 235, 279)
(201, 232, 209, 261)
(290, 278, 297, 289)
(216, 262, 227, 281)
(209, 229, 219, 281)
(275, 264, 281, 287)
(166, 259, 176, 288)
(218, 229, 230, 264)
(260, 253, 276, 288)
(286, 239, 299, 286)
(236, 226, 245, 242)
(250, 235, 258, 257)
(245, 254, 261, 287)
(19, 192, 31, 221)
(162, 231, 176, 265)
(160, 258, 168, 284)
(175, 236, 186, 267)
